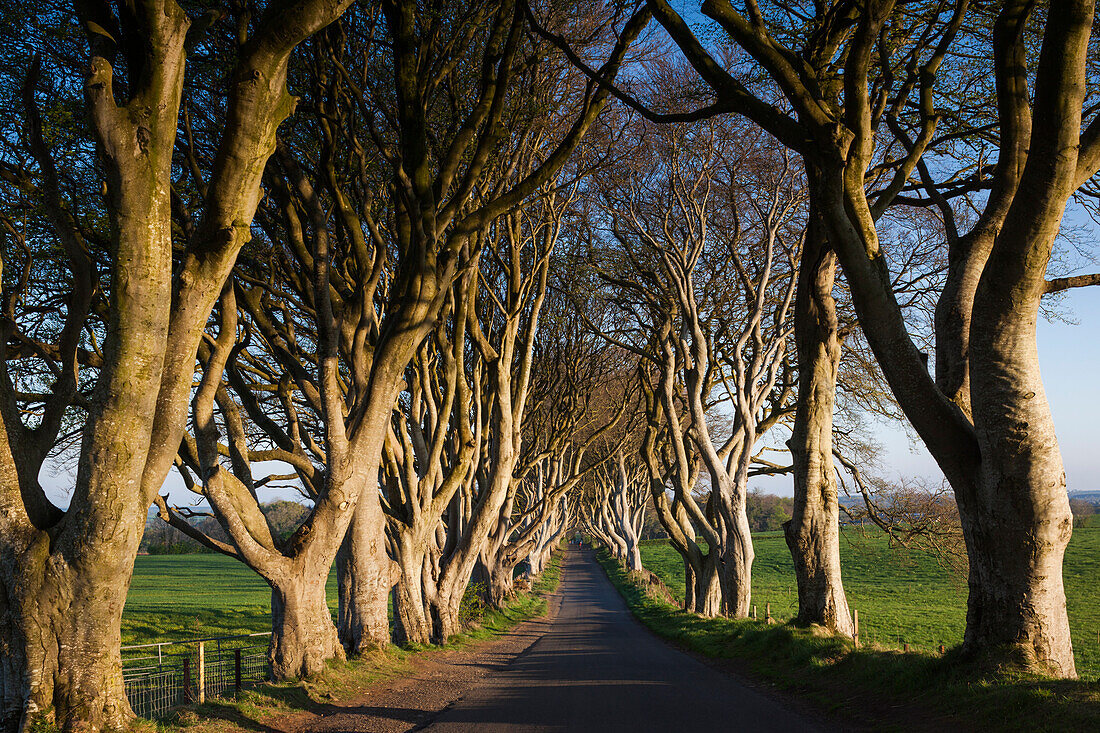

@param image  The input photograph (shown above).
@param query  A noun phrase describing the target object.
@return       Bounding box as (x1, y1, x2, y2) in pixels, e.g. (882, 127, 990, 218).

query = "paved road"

(424, 549, 825, 733)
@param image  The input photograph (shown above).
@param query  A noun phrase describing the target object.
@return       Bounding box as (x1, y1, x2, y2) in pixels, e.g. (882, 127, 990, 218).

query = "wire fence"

(121, 632, 271, 719)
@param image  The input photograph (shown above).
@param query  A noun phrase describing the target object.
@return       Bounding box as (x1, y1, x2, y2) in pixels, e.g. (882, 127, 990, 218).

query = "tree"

(579, 451, 649, 570)
(0, 1, 354, 727)
(152, 0, 645, 664)
(782, 195, 854, 634)
(746, 490, 792, 532)
(582, 114, 801, 616)
(576, 0, 1100, 676)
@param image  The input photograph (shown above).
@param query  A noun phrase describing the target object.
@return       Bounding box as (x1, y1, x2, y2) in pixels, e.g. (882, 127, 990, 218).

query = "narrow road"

(424, 549, 825, 732)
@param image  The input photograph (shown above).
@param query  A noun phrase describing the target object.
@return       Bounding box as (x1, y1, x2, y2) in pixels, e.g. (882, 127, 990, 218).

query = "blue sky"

(1037, 286, 1100, 492)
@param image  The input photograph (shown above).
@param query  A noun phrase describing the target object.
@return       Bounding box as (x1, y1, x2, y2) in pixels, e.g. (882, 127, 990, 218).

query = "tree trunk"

(783, 213, 854, 636)
(683, 558, 696, 611)
(528, 542, 551, 574)
(719, 516, 754, 619)
(470, 549, 512, 610)
(390, 537, 432, 646)
(624, 543, 643, 572)
(335, 496, 391, 655)
(270, 571, 344, 680)
(488, 559, 514, 608)
(964, 255, 1076, 676)
(689, 553, 723, 617)
(1, 532, 137, 733)
(428, 594, 463, 643)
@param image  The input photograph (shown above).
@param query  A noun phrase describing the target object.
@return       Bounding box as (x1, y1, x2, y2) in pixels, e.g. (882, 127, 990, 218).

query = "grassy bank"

(640, 526, 1100, 677)
(128, 549, 564, 732)
(598, 549, 1100, 731)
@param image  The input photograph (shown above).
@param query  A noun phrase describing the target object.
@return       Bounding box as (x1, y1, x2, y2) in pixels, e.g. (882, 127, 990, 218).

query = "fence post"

(765, 602, 772, 624)
(853, 609, 860, 648)
(903, 643, 909, 653)
(235, 648, 242, 692)
(183, 657, 192, 704)
(752, 604, 757, 621)
(197, 642, 205, 704)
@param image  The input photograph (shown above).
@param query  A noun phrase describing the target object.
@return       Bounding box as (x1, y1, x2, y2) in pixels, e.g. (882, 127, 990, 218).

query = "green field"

(122, 555, 338, 646)
(639, 527, 1100, 678)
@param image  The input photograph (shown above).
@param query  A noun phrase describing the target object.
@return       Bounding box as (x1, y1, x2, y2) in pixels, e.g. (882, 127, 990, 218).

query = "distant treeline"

(1070, 498, 1100, 528)
(139, 501, 310, 555)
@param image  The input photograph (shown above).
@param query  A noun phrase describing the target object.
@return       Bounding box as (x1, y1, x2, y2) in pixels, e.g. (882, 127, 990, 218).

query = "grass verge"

(141, 549, 564, 733)
(639, 527, 1100, 676)
(596, 549, 1100, 732)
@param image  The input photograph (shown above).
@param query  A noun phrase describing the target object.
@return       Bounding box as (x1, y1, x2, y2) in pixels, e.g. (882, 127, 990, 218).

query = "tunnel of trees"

(1, 0, 1099, 729)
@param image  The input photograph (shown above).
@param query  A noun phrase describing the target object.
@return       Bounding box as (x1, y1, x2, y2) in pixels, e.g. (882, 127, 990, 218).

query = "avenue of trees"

(0, 0, 1098, 730)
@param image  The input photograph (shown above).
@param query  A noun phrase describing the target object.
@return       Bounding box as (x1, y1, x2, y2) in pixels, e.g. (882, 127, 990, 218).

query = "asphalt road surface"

(423, 548, 826, 733)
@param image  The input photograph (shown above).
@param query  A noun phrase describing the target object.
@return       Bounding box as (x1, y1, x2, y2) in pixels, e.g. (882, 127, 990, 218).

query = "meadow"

(639, 526, 1100, 678)
(122, 555, 338, 646)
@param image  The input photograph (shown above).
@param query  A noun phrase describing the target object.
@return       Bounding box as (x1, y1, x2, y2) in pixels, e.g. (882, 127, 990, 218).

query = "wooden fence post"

(197, 642, 205, 704)
(853, 609, 860, 648)
(235, 648, 243, 692)
(183, 657, 192, 703)
(752, 604, 757, 621)
(765, 602, 773, 624)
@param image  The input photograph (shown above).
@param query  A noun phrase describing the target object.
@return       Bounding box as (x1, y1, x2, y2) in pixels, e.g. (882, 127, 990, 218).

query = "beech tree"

(475, 325, 636, 603)
(153, 0, 644, 663)
(333, 0, 646, 646)
(579, 450, 649, 570)
(0, 1, 355, 728)
(585, 116, 800, 616)
(512, 464, 572, 575)
(544, 0, 1100, 676)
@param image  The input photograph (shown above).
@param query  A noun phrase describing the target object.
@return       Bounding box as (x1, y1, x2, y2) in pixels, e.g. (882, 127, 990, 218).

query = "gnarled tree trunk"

(962, 181, 1078, 675)
(1, 526, 139, 732)
(689, 553, 723, 617)
(389, 533, 433, 646)
(718, 505, 754, 618)
(270, 569, 344, 679)
(336, 497, 392, 654)
(783, 207, 853, 636)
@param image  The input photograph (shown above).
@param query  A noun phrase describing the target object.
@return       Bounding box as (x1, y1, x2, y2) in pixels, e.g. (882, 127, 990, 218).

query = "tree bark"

(478, 497, 516, 609)
(270, 571, 344, 680)
(1, 531, 137, 733)
(335, 497, 392, 654)
(691, 554, 723, 617)
(783, 204, 854, 636)
(428, 594, 463, 643)
(487, 556, 515, 608)
(961, 124, 1080, 675)
(389, 535, 433, 646)
(718, 506, 754, 618)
